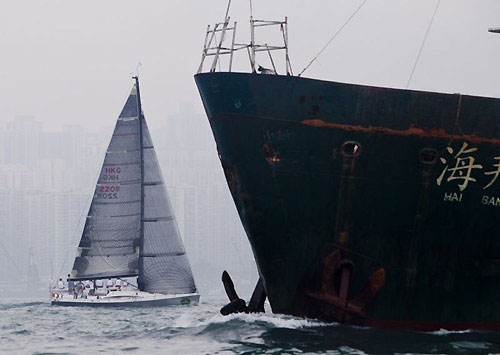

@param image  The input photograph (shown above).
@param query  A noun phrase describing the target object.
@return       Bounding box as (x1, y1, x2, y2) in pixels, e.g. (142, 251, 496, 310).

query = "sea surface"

(1, 297, 499, 355)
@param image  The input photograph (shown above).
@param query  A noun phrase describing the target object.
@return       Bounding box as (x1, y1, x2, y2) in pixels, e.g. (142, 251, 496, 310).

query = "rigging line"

(405, 0, 442, 89)
(119, 278, 139, 290)
(298, 0, 368, 77)
(0, 238, 27, 282)
(57, 189, 94, 279)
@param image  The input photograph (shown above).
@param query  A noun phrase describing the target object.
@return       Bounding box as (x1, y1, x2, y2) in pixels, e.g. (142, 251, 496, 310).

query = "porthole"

(419, 148, 438, 165)
(342, 141, 362, 157)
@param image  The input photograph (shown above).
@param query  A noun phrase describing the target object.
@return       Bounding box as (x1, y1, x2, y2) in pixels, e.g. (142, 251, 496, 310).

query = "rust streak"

(301, 119, 500, 145)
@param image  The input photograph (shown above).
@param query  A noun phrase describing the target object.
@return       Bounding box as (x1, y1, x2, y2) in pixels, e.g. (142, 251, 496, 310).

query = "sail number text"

(96, 185, 120, 200)
(102, 167, 122, 181)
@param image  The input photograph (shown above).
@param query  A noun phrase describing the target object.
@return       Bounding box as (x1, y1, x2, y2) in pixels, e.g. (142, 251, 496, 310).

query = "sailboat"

(51, 77, 200, 307)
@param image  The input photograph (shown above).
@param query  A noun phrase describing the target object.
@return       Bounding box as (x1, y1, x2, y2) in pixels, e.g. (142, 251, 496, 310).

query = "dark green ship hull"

(195, 72, 500, 331)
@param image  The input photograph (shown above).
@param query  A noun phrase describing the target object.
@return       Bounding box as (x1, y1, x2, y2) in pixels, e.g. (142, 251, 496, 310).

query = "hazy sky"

(1, 0, 500, 132)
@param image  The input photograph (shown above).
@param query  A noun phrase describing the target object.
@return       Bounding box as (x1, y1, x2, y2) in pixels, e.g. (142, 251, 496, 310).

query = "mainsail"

(71, 78, 196, 295)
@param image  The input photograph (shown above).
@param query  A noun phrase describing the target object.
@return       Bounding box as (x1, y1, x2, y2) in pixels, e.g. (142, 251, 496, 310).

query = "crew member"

(106, 278, 114, 289)
(67, 274, 74, 294)
(76, 282, 84, 298)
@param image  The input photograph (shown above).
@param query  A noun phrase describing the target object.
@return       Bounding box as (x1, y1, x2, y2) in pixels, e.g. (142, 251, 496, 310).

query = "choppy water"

(1, 298, 499, 354)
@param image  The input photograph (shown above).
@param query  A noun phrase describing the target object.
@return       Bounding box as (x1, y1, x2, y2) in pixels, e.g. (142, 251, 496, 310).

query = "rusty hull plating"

(195, 72, 500, 331)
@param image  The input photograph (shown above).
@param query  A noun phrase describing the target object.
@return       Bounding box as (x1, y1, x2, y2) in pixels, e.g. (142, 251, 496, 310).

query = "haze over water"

(2, 1, 500, 354)
(0, 298, 499, 354)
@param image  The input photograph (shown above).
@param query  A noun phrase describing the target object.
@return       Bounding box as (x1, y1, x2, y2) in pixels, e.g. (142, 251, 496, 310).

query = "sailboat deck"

(51, 290, 200, 307)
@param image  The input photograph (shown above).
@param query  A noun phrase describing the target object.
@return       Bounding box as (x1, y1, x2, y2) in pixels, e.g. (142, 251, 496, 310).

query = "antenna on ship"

(225, 0, 232, 21)
(249, 0, 256, 72)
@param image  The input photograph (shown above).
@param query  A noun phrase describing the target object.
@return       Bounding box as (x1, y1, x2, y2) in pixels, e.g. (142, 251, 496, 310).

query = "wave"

(431, 328, 473, 335)
(11, 329, 31, 335)
(208, 313, 331, 329)
(0, 301, 46, 310)
(337, 346, 369, 355)
(450, 341, 492, 350)
(172, 311, 331, 331)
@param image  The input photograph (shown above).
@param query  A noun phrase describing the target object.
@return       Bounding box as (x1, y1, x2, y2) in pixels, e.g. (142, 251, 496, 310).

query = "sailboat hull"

(51, 292, 200, 308)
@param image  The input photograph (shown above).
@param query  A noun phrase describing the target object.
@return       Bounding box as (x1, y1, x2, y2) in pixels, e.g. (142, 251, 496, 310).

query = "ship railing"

(198, 16, 293, 76)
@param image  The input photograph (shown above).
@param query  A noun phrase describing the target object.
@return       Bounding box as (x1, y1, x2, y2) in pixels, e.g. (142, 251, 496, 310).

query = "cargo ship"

(195, 3, 500, 331)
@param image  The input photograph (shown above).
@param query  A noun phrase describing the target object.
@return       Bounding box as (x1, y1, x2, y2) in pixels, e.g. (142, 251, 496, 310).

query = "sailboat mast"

(134, 76, 145, 290)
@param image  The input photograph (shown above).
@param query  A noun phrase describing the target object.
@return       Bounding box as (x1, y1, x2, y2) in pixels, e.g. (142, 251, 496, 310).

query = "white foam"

(202, 312, 331, 329)
(431, 328, 472, 335)
(450, 341, 491, 350)
(172, 313, 199, 328)
(338, 346, 369, 355)
(170, 309, 333, 330)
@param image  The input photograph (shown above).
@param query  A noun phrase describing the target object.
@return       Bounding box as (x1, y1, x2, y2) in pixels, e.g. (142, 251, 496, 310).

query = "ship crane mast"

(197, 0, 292, 76)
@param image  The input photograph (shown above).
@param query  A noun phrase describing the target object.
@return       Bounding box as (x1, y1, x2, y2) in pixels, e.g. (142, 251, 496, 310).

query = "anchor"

(220, 270, 266, 315)
(307, 249, 385, 322)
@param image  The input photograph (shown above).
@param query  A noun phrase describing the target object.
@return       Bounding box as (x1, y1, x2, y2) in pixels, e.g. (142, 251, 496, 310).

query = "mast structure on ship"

(197, 0, 292, 75)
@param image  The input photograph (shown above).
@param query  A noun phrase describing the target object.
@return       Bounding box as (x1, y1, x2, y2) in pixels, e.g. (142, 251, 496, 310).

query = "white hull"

(50, 290, 200, 308)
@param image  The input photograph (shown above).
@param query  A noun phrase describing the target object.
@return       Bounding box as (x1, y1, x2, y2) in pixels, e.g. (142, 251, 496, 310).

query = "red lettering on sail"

(96, 185, 120, 199)
(102, 166, 122, 182)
